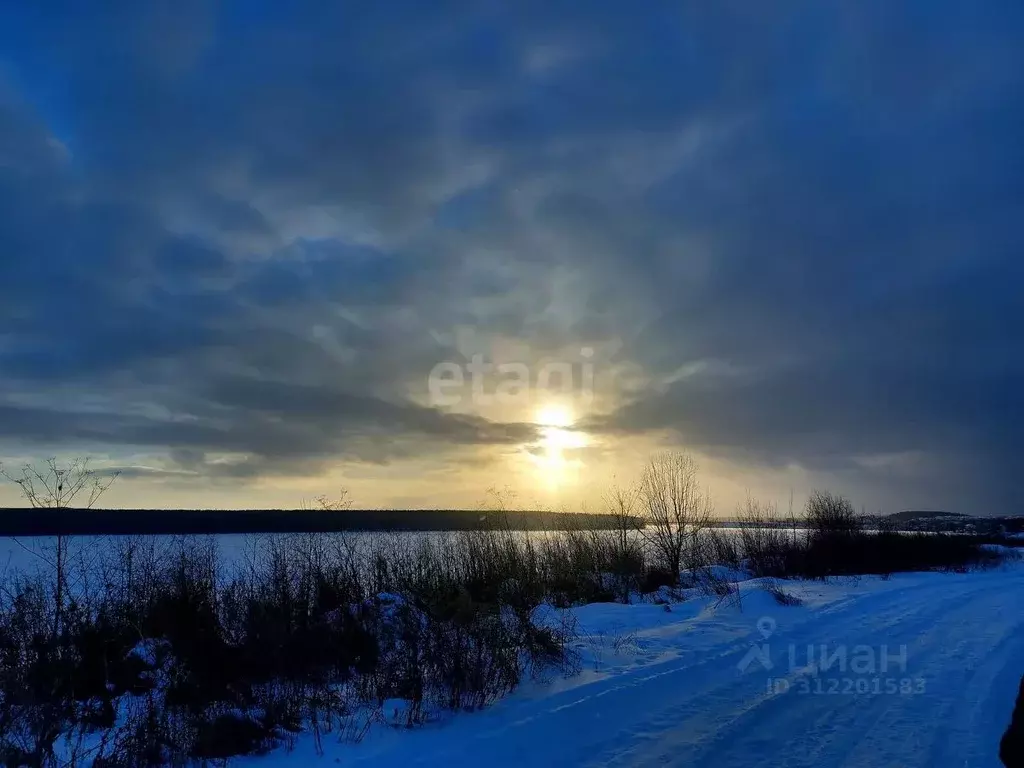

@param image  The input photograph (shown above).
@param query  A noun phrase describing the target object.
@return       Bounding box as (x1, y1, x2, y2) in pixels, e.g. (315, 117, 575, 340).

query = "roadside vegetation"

(0, 456, 1015, 765)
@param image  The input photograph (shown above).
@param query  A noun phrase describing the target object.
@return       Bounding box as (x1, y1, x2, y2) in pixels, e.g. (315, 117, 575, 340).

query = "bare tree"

(0, 457, 119, 635)
(603, 483, 641, 556)
(1, 457, 118, 511)
(637, 452, 714, 579)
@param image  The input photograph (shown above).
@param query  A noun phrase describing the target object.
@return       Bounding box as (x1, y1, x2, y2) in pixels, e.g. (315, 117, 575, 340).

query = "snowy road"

(251, 564, 1024, 768)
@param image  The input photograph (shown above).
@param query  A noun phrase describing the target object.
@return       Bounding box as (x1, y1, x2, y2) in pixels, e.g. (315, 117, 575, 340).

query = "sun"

(530, 404, 587, 483)
(535, 404, 573, 428)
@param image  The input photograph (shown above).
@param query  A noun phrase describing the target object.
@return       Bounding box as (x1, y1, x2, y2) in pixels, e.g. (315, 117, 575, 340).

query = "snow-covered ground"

(241, 561, 1024, 768)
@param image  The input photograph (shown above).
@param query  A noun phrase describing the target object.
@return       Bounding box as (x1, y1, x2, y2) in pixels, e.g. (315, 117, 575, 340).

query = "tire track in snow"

(585, 575, 1011, 767)
(599, 570, 1024, 768)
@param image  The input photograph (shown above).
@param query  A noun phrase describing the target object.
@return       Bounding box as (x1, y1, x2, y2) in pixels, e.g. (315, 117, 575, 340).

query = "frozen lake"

(0, 526, 810, 583)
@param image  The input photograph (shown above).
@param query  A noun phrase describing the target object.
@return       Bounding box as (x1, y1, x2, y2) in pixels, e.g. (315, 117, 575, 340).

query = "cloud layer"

(1, 2, 1021, 511)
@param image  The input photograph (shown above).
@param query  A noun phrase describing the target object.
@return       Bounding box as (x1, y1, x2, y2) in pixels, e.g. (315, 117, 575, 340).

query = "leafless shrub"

(303, 487, 354, 512)
(704, 528, 741, 570)
(737, 496, 796, 578)
(763, 578, 803, 606)
(611, 627, 639, 655)
(805, 490, 861, 539)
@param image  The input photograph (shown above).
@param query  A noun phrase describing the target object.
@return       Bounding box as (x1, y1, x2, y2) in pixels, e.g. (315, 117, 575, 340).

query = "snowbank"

(239, 562, 1024, 767)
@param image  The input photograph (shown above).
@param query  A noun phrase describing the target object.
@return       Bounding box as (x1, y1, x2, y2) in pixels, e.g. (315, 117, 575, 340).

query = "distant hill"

(0, 507, 639, 536)
(877, 510, 1024, 535)
(884, 510, 969, 523)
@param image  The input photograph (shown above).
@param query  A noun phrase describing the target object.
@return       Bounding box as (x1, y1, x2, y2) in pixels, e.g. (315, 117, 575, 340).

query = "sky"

(0, 1, 1021, 515)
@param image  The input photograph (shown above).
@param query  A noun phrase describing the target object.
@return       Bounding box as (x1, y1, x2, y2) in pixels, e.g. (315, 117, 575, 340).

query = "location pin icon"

(757, 616, 777, 640)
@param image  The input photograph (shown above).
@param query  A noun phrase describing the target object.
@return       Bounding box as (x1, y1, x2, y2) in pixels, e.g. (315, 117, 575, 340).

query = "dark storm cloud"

(0, 2, 1022, 508)
(575, 3, 1024, 510)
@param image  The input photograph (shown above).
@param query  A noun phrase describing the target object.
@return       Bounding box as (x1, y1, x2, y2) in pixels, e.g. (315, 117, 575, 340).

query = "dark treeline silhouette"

(0, 508, 642, 536)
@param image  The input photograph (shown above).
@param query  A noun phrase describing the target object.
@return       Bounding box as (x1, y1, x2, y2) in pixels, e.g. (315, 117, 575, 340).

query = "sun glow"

(535, 404, 574, 428)
(530, 404, 588, 483)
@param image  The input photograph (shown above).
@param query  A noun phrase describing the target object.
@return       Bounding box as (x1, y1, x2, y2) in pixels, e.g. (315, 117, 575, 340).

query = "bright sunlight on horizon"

(530, 404, 590, 486)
